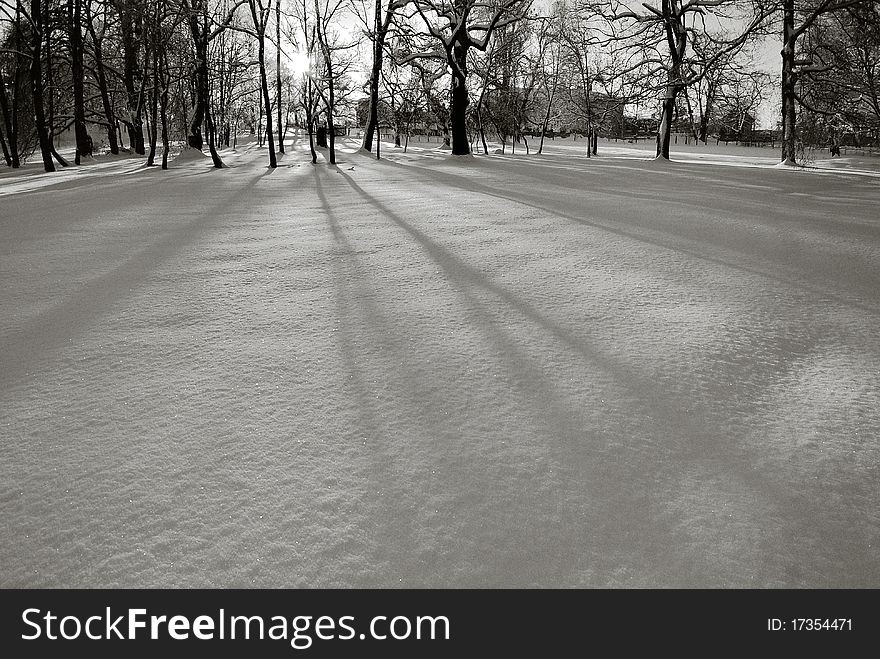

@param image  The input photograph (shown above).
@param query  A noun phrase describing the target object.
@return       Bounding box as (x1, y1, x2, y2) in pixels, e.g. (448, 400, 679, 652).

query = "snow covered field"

(2, 136, 879, 588)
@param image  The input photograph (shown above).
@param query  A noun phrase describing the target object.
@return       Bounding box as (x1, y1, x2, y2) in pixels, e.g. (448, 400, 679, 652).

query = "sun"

(281, 47, 311, 77)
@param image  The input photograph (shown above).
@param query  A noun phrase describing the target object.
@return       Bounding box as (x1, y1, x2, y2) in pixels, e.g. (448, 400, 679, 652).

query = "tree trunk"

(683, 86, 699, 144)
(656, 94, 675, 160)
(1, 4, 24, 168)
(780, 0, 797, 165)
(86, 9, 120, 155)
(328, 104, 336, 165)
(538, 82, 555, 155)
(30, 0, 55, 172)
(583, 65, 592, 158)
(161, 106, 169, 169)
(205, 100, 223, 167)
(362, 0, 386, 153)
(146, 43, 160, 166)
(306, 79, 317, 163)
(121, 7, 146, 155)
(160, 49, 170, 169)
(183, 9, 223, 168)
(655, 1, 686, 161)
(478, 107, 488, 154)
(698, 88, 713, 144)
(139, 48, 152, 155)
(94, 64, 120, 154)
(0, 127, 10, 166)
(187, 19, 208, 150)
(314, 0, 336, 165)
(276, 0, 284, 154)
(256, 22, 278, 167)
(258, 87, 263, 147)
(44, 13, 69, 167)
(0, 67, 19, 168)
(450, 44, 470, 155)
(71, 0, 90, 164)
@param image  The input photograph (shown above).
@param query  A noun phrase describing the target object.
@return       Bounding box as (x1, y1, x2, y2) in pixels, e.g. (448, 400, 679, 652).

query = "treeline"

(1, 0, 878, 172)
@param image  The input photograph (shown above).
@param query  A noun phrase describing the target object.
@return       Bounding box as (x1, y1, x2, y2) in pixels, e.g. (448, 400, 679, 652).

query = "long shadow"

(430, 149, 880, 262)
(0, 167, 272, 391)
(372, 155, 880, 316)
(311, 167, 387, 443)
(313, 167, 688, 585)
(358, 174, 684, 407)
(484, 151, 880, 233)
(312, 167, 535, 584)
(312, 167, 437, 584)
(338, 170, 779, 424)
(336, 170, 870, 583)
(0, 156, 230, 200)
(336, 171, 865, 586)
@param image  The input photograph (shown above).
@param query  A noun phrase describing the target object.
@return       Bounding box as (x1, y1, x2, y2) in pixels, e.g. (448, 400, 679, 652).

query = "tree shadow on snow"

(375, 156, 880, 317)
(333, 170, 800, 587)
(0, 167, 279, 391)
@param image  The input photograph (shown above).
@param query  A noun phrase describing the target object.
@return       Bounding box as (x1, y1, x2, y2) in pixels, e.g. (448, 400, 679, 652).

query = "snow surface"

(2, 135, 879, 587)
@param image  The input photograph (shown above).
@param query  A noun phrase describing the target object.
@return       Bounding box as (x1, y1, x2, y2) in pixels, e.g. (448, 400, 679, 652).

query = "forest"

(1, 0, 878, 173)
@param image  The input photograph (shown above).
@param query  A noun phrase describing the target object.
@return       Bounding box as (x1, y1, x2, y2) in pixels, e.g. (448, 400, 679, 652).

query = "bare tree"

(312, 0, 358, 164)
(380, 56, 428, 150)
(288, 0, 321, 161)
(146, 0, 185, 167)
(247, 0, 279, 167)
(212, 12, 259, 148)
(83, 0, 120, 154)
(778, 0, 871, 164)
(112, 0, 150, 155)
(406, 0, 533, 155)
(591, 0, 772, 160)
(68, 0, 89, 163)
(178, 0, 246, 167)
(352, 0, 410, 155)
(687, 39, 770, 144)
(533, 15, 564, 155)
(0, 0, 28, 167)
(29, 0, 56, 171)
(275, 0, 285, 152)
(783, 0, 878, 154)
(481, 16, 537, 153)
